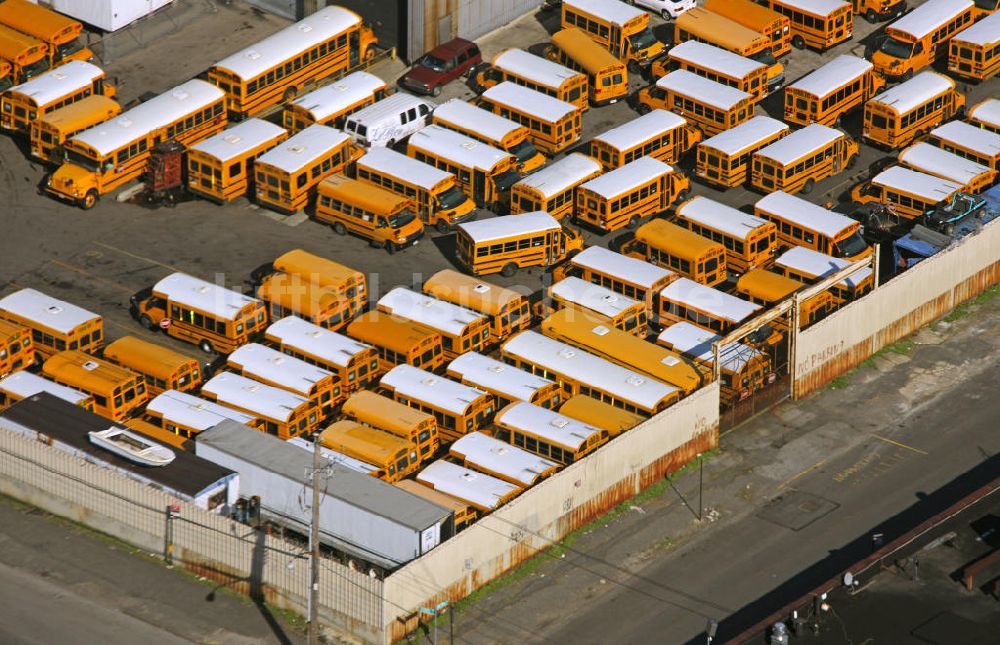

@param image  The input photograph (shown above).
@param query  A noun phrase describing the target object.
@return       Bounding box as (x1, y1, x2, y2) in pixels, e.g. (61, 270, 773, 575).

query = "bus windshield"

(750, 50, 777, 66)
(835, 231, 868, 259)
(64, 149, 100, 172)
(509, 139, 539, 164)
(58, 40, 85, 59)
(437, 186, 468, 209)
(879, 37, 914, 59)
(388, 209, 417, 229)
(23, 58, 51, 79)
(495, 169, 521, 192)
(0, 76, 12, 92)
(630, 27, 658, 52)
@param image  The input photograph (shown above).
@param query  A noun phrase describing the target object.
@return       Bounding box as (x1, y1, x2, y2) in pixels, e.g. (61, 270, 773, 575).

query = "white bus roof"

(969, 98, 1000, 130)
(868, 71, 955, 115)
(871, 165, 962, 202)
(255, 124, 349, 174)
(778, 0, 850, 16)
(189, 118, 286, 163)
(447, 352, 556, 403)
(592, 109, 687, 152)
(290, 71, 386, 121)
(0, 371, 89, 406)
(550, 277, 642, 318)
(0, 288, 100, 334)
(775, 246, 872, 288)
(71, 79, 223, 157)
(578, 155, 673, 200)
(7, 60, 103, 106)
(789, 55, 872, 98)
(417, 459, 520, 511)
(677, 196, 770, 241)
(888, 0, 973, 40)
(409, 124, 513, 173)
(450, 431, 558, 487)
(481, 81, 578, 122)
(668, 41, 764, 78)
(564, 0, 645, 26)
(146, 389, 258, 432)
(265, 316, 371, 368)
(380, 364, 489, 416)
(661, 278, 760, 324)
(570, 246, 675, 289)
(213, 6, 361, 81)
(512, 152, 602, 199)
(378, 287, 486, 337)
(656, 321, 763, 374)
(152, 273, 260, 322)
(434, 98, 521, 145)
(286, 436, 381, 476)
(952, 10, 1000, 46)
(931, 120, 1000, 158)
(656, 70, 752, 111)
(493, 48, 581, 88)
(457, 211, 560, 244)
(357, 146, 452, 190)
(201, 371, 310, 423)
(699, 115, 789, 156)
(496, 401, 603, 453)
(502, 331, 678, 410)
(755, 191, 856, 238)
(899, 143, 992, 187)
(754, 123, 842, 166)
(228, 343, 333, 397)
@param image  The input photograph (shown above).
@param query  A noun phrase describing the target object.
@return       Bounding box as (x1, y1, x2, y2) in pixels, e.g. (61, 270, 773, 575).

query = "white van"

(633, 0, 696, 20)
(343, 93, 436, 148)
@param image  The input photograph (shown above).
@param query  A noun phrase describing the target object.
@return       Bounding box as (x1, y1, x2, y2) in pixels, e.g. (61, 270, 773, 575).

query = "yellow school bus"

(455, 212, 584, 278)
(46, 79, 226, 209)
(928, 120, 1000, 171)
(547, 27, 628, 106)
(850, 166, 963, 219)
(142, 389, 265, 441)
(393, 479, 478, 531)
(509, 152, 603, 221)
(264, 315, 381, 393)
(637, 70, 755, 137)
(655, 40, 769, 103)
(656, 278, 763, 336)
(751, 123, 858, 195)
(696, 115, 789, 188)
(0, 60, 12, 91)
(0, 288, 103, 359)
(377, 287, 491, 360)
(320, 421, 419, 483)
(559, 395, 644, 437)
(542, 276, 648, 336)
(493, 401, 608, 466)
(342, 389, 440, 460)
(561, 0, 665, 71)
(201, 371, 320, 439)
(255, 272, 351, 332)
(315, 175, 425, 253)
(446, 351, 564, 411)
(423, 269, 532, 343)
(473, 47, 588, 111)
(898, 143, 997, 194)
(784, 55, 884, 127)
(346, 311, 445, 374)
(282, 71, 387, 133)
(29, 94, 121, 164)
(862, 71, 965, 149)
(0, 371, 95, 413)
(736, 268, 835, 329)
(0, 0, 94, 66)
(773, 246, 874, 305)
(968, 98, 1000, 134)
(267, 249, 367, 318)
(621, 219, 728, 287)
(574, 156, 689, 232)
(43, 350, 148, 422)
(477, 81, 583, 155)
(705, 0, 792, 58)
(553, 245, 678, 318)
(207, 6, 377, 119)
(590, 109, 701, 170)
(432, 98, 546, 174)
(755, 190, 871, 260)
(1, 60, 114, 136)
(129, 272, 267, 355)
(765, 0, 853, 51)
(102, 336, 201, 398)
(253, 124, 359, 214)
(872, 0, 974, 81)
(227, 342, 343, 417)
(0, 319, 35, 377)
(949, 12, 1000, 81)
(0, 24, 49, 83)
(674, 196, 778, 274)
(186, 119, 287, 203)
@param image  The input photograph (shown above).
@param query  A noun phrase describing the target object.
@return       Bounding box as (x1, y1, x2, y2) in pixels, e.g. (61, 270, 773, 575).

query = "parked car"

(398, 38, 483, 97)
(632, 0, 696, 20)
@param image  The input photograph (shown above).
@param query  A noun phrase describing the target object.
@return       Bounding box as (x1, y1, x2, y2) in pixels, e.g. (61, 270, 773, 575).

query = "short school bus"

(928, 120, 1000, 171)
(227, 342, 342, 416)
(473, 47, 588, 111)
(0, 371, 95, 412)
(736, 268, 835, 329)
(455, 211, 584, 278)
(0, 287, 103, 358)
(764, 0, 853, 51)
(1, 60, 114, 135)
(898, 142, 996, 194)
(493, 402, 608, 466)
(851, 166, 963, 219)
(46, 79, 226, 209)
(342, 389, 440, 459)
(871, 0, 974, 81)
(392, 479, 478, 531)
(477, 81, 583, 155)
(574, 156, 689, 232)
(655, 40, 769, 102)
(417, 459, 521, 514)
(0, 319, 35, 377)
(558, 394, 645, 437)
(43, 350, 148, 422)
(755, 190, 871, 260)
(267, 248, 366, 318)
(346, 311, 445, 373)
(315, 174, 425, 253)
(968, 98, 1000, 134)
(186, 118, 288, 203)
(423, 269, 532, 342)
(256, 270, 352, 333)
(143, 389, 264, 440)
(751, 123, 857, 195)
(674, 195, 778, 274)
(546, 27, 628, 106)
(545, 276, 648, 336)
(862, 71, 965, 149)
(449, 431, 560, 487)
(696, 115, 789, 188)
(130, 272, 267, 355)
(283, 71, 387, 133)
(656, 277, 763, 336)
(264, 315, 381, 392)
(704, 0, 792, 58)
(637, 69, 755, 137)
(772, 245, 874, 305)
(376, 287, 490, 360)
(432, 97, 546, 174)
(102, 335, 202, 397)
(949, 11, 1000, 81)
(620, 219, 728, 288)
(590, 109, 700, 170)
(784, 55, 883, 127)
(201, 371, 321, 438)
(320, 420, 419, 483)
(380, 363, 496, 442)
(0, 24, 49, 83)
(561, 0, 665, 70)
(30, 94, 121, 164)
(509, 152, 603, 221)
(553, 245, 678, 318)
(446, 351, 564, 410)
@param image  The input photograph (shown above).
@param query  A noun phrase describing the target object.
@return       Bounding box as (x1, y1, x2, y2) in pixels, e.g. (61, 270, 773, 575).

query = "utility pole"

(308, 434, 322, 645)
(697, 453, 704, 522)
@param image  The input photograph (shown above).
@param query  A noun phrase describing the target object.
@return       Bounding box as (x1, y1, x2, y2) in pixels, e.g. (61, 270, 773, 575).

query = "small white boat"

(88, 427, 176, 467)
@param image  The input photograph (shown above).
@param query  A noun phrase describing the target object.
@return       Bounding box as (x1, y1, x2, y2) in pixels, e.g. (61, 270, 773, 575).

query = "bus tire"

(628, 60, 640, 74)
(801, 178, 815, 194)
(333, 222, 347, 235)
(901, 69, 913, 81)
(792, 35, 805, 49)
(283, 86, 298, 102)
(139, 315, 156, 331)
(500, 262, 518, 278)
(636, 103, 651, 115)
(865, 9, 877, 22)
(385, 241, 398, 254)
(675, 188, 690, 203)
(627, 215, 640, 229)
(435, 219, 450, 234)
(199, 339, 214, 354)
(846, 154, 858, 170)
(364, 46, 376, 62)
(81, 190, 98, 210)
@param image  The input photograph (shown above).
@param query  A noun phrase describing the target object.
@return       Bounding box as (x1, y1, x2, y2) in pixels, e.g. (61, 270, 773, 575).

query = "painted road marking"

(92, 241, 183, 273)
(870, 433, 928, 455)
(777, 458, 827, 490)
(48, 259, 133, 293)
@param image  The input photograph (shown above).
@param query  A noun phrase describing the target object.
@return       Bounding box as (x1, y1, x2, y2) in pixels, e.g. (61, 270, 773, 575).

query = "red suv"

(398, 38, 482, 97)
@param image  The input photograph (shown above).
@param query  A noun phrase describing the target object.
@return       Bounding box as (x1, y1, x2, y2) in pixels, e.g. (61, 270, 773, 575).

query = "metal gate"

(457, 0, 537, 41)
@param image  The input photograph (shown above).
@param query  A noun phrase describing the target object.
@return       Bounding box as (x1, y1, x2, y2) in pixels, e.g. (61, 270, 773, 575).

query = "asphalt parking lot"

(0, 0, 997, 364)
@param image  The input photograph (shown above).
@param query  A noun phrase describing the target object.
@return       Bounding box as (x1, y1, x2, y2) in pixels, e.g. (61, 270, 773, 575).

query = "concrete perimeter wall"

(380, 383, 720, 641)
(794, 219, 1000, 397)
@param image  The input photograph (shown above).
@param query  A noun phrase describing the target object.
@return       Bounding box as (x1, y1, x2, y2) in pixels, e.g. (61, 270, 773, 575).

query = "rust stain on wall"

(954, 260, 1000, 304)
(639, 429, 717, 488)
(181, 558, 278, 605)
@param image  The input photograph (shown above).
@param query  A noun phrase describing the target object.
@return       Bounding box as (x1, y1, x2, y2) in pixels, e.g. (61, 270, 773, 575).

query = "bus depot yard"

(1, 0, 1000, 642)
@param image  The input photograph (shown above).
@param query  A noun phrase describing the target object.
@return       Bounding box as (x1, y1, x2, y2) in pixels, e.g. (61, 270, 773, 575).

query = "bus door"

(833, 140, 843, 173)
(547, 230, 558, 264)
(612, 26, 623, 57)
(473, 169, 486, 205)
(350, 32, 360, 67)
